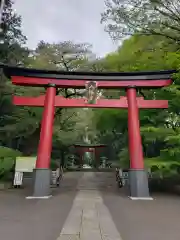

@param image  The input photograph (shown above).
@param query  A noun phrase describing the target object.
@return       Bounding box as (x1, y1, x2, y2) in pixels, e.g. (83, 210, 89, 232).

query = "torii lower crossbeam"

(13, 95, 168, 108)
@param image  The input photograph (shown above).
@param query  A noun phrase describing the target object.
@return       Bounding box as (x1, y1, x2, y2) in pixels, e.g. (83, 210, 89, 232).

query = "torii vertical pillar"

(32, 84, 56, 198)
(127, 86, 150, 199)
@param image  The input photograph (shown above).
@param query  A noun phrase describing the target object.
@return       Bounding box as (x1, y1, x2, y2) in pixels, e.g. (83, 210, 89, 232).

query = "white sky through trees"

(14, 0, 118, 57)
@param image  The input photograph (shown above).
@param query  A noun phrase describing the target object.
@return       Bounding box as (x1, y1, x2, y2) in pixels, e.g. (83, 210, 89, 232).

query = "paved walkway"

(0, 172, 82, 240)
(57, 173, 122, 240)
(1, 171, 180, 240)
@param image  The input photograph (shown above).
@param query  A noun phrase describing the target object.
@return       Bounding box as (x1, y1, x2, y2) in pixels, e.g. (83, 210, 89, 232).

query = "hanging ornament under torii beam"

(85, 81, 98, 104)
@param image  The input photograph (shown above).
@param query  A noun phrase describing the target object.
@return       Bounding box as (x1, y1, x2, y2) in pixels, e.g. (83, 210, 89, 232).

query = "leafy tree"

(0, 0, 30, 151)
(53, 108, 96, 166)
(93, 34, 180, 180)
(0, 0, 28, 64)
(101, 0, 180, 44)
(0, 40, 98, 162)
(28, 41, 93, 70)
(0, 146, 22, 181)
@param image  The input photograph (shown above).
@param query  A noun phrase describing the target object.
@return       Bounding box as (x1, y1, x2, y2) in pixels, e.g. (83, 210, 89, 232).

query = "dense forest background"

(1, 0, 180, 183)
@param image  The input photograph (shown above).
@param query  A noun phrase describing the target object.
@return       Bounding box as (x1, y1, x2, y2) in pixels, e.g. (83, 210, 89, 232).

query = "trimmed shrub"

(0, 146, 22, 181)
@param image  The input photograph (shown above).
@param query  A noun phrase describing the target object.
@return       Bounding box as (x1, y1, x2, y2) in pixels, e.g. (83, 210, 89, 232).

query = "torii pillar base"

(26, 169, 52, 199)
(33, 169, 51, 198)
(129, 169, 152, 200)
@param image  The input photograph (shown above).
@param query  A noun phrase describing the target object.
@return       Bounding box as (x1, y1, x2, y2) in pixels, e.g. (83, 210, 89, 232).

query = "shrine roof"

(73, 144, 106, 148)
(1, 64, 176, 81)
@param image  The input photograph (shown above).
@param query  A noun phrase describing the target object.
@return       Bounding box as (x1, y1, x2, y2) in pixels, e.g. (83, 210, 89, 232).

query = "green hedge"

(0, 146, 22, 181)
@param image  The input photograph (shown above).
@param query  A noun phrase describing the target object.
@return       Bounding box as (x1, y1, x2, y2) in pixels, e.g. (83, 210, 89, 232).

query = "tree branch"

(138, 89, 146, 99)
(60, 112, 76, 128)
(61, 55, 70, 71)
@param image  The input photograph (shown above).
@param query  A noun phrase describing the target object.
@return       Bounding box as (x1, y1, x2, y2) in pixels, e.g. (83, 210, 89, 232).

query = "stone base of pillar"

(26, 168, 52, 199)
(129, 169, 153, 200)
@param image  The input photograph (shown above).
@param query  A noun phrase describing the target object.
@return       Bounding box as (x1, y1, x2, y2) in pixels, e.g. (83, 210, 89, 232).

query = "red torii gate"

(73, 144, 106, 167)
(2, 65, 175, 199)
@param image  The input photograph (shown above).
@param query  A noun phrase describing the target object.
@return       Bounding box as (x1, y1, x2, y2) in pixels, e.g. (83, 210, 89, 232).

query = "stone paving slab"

(98, 204, 121, 238)
(60, 208, 82, 235)
(57, 235, 80, 240)
(57, 174, 123, 240)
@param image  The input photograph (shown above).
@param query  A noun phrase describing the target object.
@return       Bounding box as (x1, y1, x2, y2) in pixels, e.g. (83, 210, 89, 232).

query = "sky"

(13, 0, 118, 57)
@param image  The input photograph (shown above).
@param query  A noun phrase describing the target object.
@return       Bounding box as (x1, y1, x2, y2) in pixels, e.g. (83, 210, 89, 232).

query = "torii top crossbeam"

(2, 64, 176, 88)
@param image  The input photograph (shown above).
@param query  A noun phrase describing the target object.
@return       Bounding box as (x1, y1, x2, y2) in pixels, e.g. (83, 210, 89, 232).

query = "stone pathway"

(57, 173, 123, 240)
(1, 171, 180, 240)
